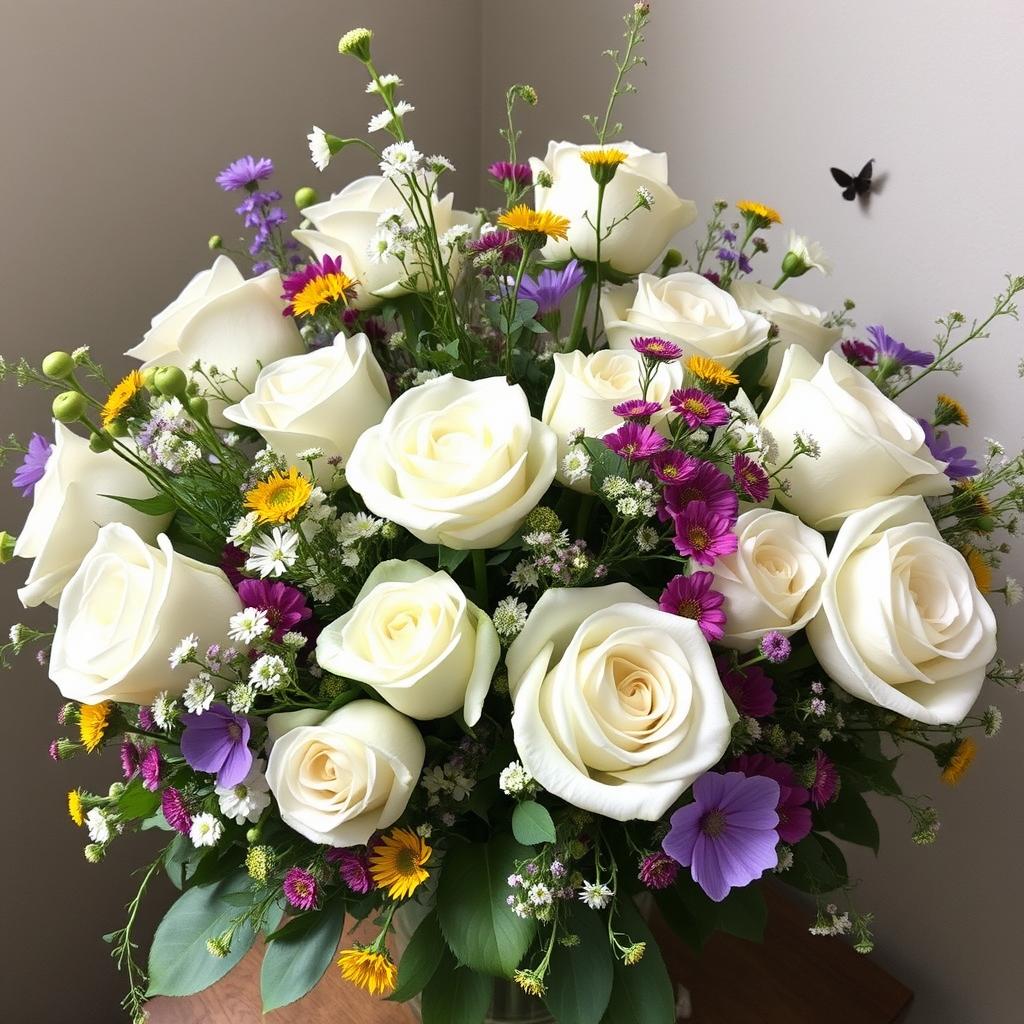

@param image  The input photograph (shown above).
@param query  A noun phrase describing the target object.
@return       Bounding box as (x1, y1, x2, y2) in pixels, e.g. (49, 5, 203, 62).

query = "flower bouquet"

(3, 5, 1022, 1023)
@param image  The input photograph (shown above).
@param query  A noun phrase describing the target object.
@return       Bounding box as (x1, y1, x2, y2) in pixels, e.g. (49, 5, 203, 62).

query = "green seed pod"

(154, 365, 189, 397)
(52, 391, 87, 423)
(294, 186, 318, 210)
(89, 431, 113, 453)
(42, 351, 75, 379)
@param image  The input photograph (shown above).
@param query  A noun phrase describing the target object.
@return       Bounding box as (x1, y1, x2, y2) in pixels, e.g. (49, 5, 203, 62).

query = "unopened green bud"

(108, 782, 126, 799)
(781, 251, 809, 278)
(187, 395, 209, 419)
(89, 431, 113, 453)
(206, 934, 232, 958)
(975, 515, 996, 533)
(84, 843, 105, 864)
(141, 366, 159, 390)
(661, 248, 683, 271)
(208, 234, 223, 251)
(106, 419, 128, 438)
(337, 27, 373, 61)
(52, 391, 87, 423)
(294, 186, 318, 210)
(245, 826, 261, 845)
(42, 351, 75, 379)
(0, 531, 16, 563)
(154, 366, 188, 397)
(511, 83, 538, 106)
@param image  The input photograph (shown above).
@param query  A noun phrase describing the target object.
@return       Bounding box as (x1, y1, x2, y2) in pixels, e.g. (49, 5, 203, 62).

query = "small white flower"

(578, 881, 613, 910)
(508, 873, 525, 888)
(308, 126, 332, 171)
(498, 760, 534, 796)
(282, 631, 307, 649)
(786, 232, 832, 276)
(636, 525, 659, 552)
(795, 431, 821, 459)
(493, 597, 529, 640)
(246, 527, 300, 578)
(86, 808, 111, 845)
(183, 673, 216, 714)
(311, 581, 338, 603)
(228, 607, 270, 644)
(189, 813, 224, 849)
(335, 511, 384, 546)
(250, 653, 288, 692)
(72, 345, 91, 362)
(366, 228, 400, 265)
(439, 223, 472, 248)
(228, 513, 260, 547)
(982, 705, 1003, 737)
(1005, 577, 1022, 607)
(528, 883, 552, 906)
(168, 634, 199, 669)
(368, 101, 415, 134)
(774, 845, 794, 873)
(216, 760, 272, 824)
(428, 154, 456, 174)
(222, 431, 239, 448)
(294, 447, 325, 463)
(152, 691, 179, 730)
(636, 185, 655, 210)
(562, 448, 592, 484)
(8, 623, 25, 646)
(366, 73, 402, 95)
(226, 681, 257, 714)
(510, 561, 540, 591)
(380, 141, 422, 178)
(411, 369, 440, 386)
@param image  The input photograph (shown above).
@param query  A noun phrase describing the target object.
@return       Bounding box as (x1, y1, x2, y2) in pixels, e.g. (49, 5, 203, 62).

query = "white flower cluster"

(421, 763, 474, 806)
(601, 476, 657, 519)
(498, 760, 536, 797)
(809, 904, 852, 937)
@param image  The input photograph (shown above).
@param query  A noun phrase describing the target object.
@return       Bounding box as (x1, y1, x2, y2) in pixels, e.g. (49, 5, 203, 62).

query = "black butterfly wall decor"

(830, 159, 874, 201)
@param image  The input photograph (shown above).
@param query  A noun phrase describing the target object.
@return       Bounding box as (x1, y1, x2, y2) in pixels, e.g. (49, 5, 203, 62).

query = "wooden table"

(147, 885, 912, 1023)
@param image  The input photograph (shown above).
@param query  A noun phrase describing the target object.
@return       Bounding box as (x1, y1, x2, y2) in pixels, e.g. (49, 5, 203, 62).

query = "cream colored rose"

(759, 347, 951, 529)
(542, 349, 682, 490)
(506, 583, 735, 822)
(807, 496, 997, 725)
(711, 508, 828, 651)
(13, 423, 171, 608)
(729, 281, 841, 385)
(265, 700, 425, 846)
(125, 256, 303, 421)
(49, 524, 241, 706)
(346, 374, 557, 549)
(602, 272, 770, 368)
(530, 141, 697, 275)
(293, 175, 476, 309)
(223, 333, 390, 482)
(316, 560, 499, 724)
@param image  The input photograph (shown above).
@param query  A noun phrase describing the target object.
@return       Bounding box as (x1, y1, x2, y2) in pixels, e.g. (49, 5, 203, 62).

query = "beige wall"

(1, 1, 1021, 1020)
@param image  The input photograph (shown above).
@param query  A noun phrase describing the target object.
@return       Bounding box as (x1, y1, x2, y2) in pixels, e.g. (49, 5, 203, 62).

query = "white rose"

(711, 508, 828, 651)
(265, 700, 425, 846)
(807, 496, 997, 725)
(602, 271, 770, 368)
(506, 583, 735, 822)
(346, 374, 557, 549)
(223, 333, 390, 482)
(316, 560, 499, 724)
(759, 347, 951, 529)
(49, 524, 241, 705)
(530, 141, 697, 275)
(13, 423, 171, 608)
(125, 256, 303, 422)
(542, 349, 682, 490)
(729, 281, 841, 385)
(293, 175, 476, 310)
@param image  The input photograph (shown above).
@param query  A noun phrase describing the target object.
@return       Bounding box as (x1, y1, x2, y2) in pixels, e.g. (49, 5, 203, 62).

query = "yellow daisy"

(101, 370, 145, 427)
(580, 147, 629, 167)
(67, 789, 85, 827)
(369, 827, 432, 901)
(290, 270, 358, 319)
(963, 547, 992, 594)
(936, 393, 969, 427)
(244, 466, 313, 524)
(685, 354, 739, 388)
(941, 737, 977, 786)
(337, 947, 398, 997)
(497, 204, 571, 241)
(736, 200, 781, 225)
(79, 702, 112, 753)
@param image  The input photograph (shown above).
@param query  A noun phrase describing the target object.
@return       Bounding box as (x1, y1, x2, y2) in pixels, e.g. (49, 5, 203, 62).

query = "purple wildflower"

(137, 706, 155, 732)
(732, 454, 771, 503)
(730, 754, 812, 845)
(841, 338, 876, 367)
(866, 325, 933, 368)
(659, 572, 727, 641)
(918, 420, 979, 479)
(670, 388, 729, 430)
(717, 248, 738, 264)
(671, 501, 738, 566)
(221, 544, 247, 588)
(760, 631, 792, 664)
(236, 579, 313, 643)
(613, 399, 662, 423)
(661, 461, 739, 522)
(216, 155, 274, 192)
(702, 271, 722, 286)
(140, 747, 161, 792)
(515, 259, 585, 315)
(179, 703, 252, 788)
(12, 433, 52, 497)
(603, 422, 669, 461)
(47, 740, 60, 762)
(283, 867, 319, 911)
(639, 851, 680, 891)
(715, 657, 776, 719)
(808, 749, 839, 808)
(280, 254, 351, 316)
(328, 847, 373, 894)
(663, 771, 780, 903)
(162, 788, 193, 836)
(738, 253, 754, 275)
(468, 229, 522, 265)
(120, 740, 140, 780)
(631, 336, 685, 362)
(722, 229, 737, 244)
(488, 161, 533, 189)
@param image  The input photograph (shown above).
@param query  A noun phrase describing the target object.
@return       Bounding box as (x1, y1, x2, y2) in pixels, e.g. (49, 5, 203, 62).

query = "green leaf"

(581, 436, 627, 493)
(147, 871, 258, 997)
(420, 948, 492, 1024)
(101, 491, 177, 517)
(544, 903, 614, 1024)
(716, 882, 767, 942)
(785, 833, 849, 894)
(437, 836, 536, 977)
(163, 833, 197, 890)
(512, 801, 557, 846)
(116, 778, 161, 822)
(653, 877, 717, 949)
(260, 898, 346, 1012)
(437, 545, 471, 573)
(599, 898, 675, 1024)
(389, 910, 445, 1003)
(817, 786, 881, 853)
(734, 343, 770, 399)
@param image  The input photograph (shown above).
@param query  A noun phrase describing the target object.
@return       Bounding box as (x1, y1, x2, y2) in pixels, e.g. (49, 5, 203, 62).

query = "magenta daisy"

(162, 788, 193, 836)
(671, 501, 738, 566)
(120, 740, 141, 780)
(808, 749, 839, 808)
(612, 399, 662, 423)
(658, 572, 726, 641)
(732, 454, 771, 502)
(631, 336, 684, 361)
(137, 706, 156, 732)
(603, 422, 669, 461)
(638, 851, 680, 891)
(468, 229, 522, 266)
(650, 449, 696, 485)
(760, 630, 792, 664)
(841, 338, 876, 367)
(140, 746, 162, 792)
(661, 461, 739, 522)
(715, 657, 776, 719)
(236, 579, 313, 643)
(283, 866, 319, 911)
(488, 161, 532, 189)
(730, 753, 812, 845)
(670, 388, 729, 430)
(663, 771, 780, 903)
(327, 847, 373, 894)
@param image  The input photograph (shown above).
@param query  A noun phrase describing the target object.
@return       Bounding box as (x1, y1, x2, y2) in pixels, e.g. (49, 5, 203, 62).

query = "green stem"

(472, 548, 489, 607)
(505, 246, 532, 378)
(566, 277, 594, 352)
(773, 272, 790, 290)
(589, 183, 607, 349)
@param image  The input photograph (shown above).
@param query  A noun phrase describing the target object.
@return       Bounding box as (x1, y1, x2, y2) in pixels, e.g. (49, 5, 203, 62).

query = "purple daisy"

(671, 501, 738, 566)
(730, 753, 812, 846)
(216, 155, 274, 192)
(808, 749, 839, 808)
(661, 461, 739, 522)
(515, 260, 585, 315)
(663, 771, 780, 903)
(236, 579, 313, 643)
(650, 449, 696, 485)
(670, 388, 730, 430)
(918, 420, 978, 479)
(603, 422, 669, 461)
(638, 851, 680, 891)
(327, 847, 373, 894)
(162, 788, 193, 836)
(760, 631, 792, 664)
(659, 572, 727, 641)
(841, 338, 876, 367)
(120, 740, 140, 780)
(489, 161, 533, 189)
(715, 657, 777, 719)
(179, 703, 252, 788)
(613, 399, 663, 423)
(137, 706, 155, 732)
(12, 432, 53, 497)
(280, 255, 354, 317)
(468, 229, 522, 265)
(283, 867, 319, 911)
(732, 454, 771, 503)
(866, 324, 933, 368)
(140, 746, 161, 792)
(631, 336, 684, 362)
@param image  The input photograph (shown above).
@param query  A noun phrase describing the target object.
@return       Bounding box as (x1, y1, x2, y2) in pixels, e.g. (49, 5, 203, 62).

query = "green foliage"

(511, 800, 557, 846)
(582, 436, 627, 493)
(544, 902, 614, 1024)
(420, 948, 493, 1024)
(655, 876, 767, 949)
(116, 778, 161, 822)
(734, 344, 770, 400)
(389, 910, 446, 1003)
(100, 491, 178, 517)
(785, 833, 849, 894)
(599, 898, 675, 1024)
(816, 786, 881, 853)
